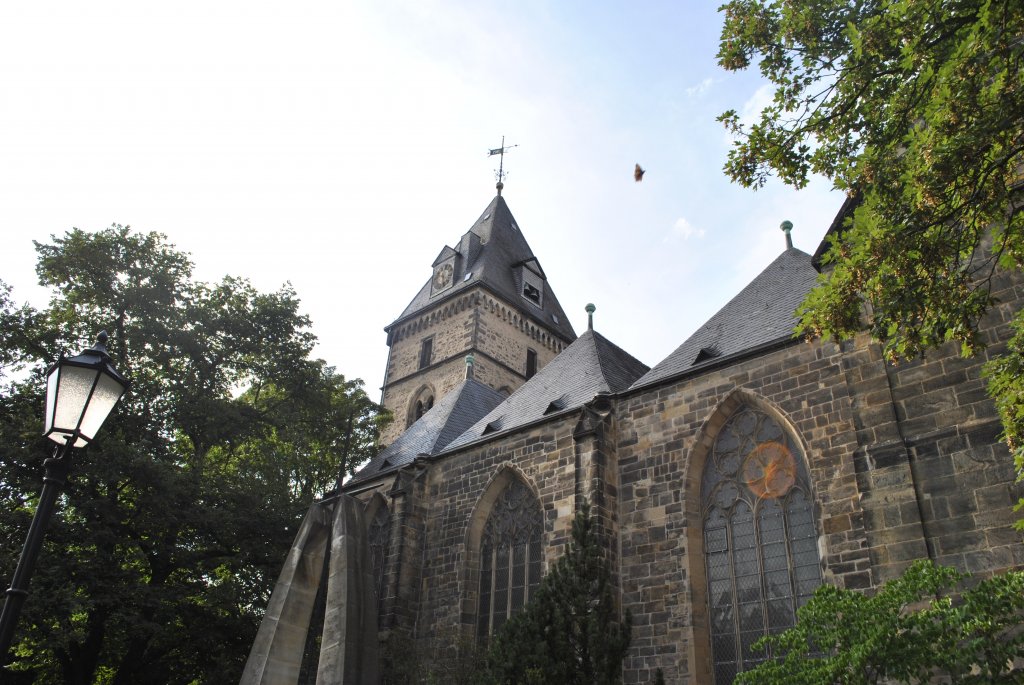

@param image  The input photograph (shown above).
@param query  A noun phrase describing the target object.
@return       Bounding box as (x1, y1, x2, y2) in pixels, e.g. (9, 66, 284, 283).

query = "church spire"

(378, 190, 577, 446)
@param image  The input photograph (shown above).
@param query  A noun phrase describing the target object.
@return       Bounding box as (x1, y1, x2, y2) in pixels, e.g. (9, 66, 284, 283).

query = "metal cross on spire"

(488, 136, 517, 195)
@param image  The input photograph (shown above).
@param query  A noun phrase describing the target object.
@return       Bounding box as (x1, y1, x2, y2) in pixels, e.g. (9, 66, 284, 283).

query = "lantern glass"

(50, 365, 95, 445)
(43, 345, 128, 448)
(76, 371, 126, 443)
(43, 367, 60, 439)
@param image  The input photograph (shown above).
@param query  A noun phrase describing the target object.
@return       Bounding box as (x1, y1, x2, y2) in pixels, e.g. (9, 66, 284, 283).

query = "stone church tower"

(378, 188, 577, 444)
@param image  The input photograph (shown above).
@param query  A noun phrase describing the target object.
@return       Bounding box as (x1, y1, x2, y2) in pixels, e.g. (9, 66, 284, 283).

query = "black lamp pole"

(0, 332, 129, 670)
(0, 440, 74, 662)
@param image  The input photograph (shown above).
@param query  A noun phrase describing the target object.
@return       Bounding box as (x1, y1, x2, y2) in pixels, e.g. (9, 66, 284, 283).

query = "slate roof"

(631, 247, 821, 390)
(386, 195, 577, 342)
(442, 329, 649, 452)
(346, 378, 505, 486)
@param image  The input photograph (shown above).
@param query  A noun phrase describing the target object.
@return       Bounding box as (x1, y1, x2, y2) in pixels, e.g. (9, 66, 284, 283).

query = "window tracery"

(702, 406, 821, 684)
(476, 480, 543, 641)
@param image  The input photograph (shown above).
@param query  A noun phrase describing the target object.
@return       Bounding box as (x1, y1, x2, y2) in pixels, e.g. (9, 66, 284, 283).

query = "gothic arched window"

(415, 395, 434, 421)
(407, 386, 435, 428)
(702, 406, 822, 685)
(476, 480, 543, 641)
(367, 503, 391, 623)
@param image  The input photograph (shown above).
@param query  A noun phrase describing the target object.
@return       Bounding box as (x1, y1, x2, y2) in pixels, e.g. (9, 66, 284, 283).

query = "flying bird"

(634, 164, 645, 182)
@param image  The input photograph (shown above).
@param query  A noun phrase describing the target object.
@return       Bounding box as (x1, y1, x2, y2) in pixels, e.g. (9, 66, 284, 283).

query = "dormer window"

(694, 346, 721, 364)
(544, 397, 566, 415)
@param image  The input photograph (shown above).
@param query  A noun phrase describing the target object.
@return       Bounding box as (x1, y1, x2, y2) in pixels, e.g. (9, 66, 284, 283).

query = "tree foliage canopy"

(717, 0, 1024, 513)
(486, 501, 631, 685)
(736, 560, 1024, 685)
(0, 225, 388, 684)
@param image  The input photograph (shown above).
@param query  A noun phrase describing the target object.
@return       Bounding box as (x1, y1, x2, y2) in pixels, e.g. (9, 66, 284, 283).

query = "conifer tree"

(487, 500, 631, 685)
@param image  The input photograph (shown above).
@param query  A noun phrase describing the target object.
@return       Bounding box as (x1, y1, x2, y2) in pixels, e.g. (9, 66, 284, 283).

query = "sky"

(0, 1, 842, 400)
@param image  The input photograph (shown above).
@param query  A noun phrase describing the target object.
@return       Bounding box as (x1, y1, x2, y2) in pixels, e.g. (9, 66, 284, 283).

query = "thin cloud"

(685, 77, 714, 97)
(669, 216, 706, 241)
(741, 84, 775, 123)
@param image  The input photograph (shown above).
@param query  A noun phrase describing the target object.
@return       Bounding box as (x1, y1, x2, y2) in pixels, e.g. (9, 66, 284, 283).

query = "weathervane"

(488, 136, 517, 195)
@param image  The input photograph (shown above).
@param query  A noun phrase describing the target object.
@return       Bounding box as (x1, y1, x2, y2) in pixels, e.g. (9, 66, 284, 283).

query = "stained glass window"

(476, 480, 544, 641)
(702, 406, 822, 684)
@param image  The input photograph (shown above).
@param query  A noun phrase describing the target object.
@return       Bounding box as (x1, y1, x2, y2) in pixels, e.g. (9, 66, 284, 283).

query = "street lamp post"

(0, 331, 129, 667)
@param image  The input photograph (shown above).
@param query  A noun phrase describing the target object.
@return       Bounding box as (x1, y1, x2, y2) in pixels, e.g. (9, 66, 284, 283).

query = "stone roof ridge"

(441, 329, 648, 453)
(345, 378, 505, 487)
(631, 246, 820, 390)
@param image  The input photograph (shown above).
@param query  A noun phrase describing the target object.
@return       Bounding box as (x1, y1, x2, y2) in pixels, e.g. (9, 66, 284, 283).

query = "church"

(244, 182, 1024, 684)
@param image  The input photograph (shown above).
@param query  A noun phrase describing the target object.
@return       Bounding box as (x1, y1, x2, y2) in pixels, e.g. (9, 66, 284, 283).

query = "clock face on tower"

(433, 263, 454, 291)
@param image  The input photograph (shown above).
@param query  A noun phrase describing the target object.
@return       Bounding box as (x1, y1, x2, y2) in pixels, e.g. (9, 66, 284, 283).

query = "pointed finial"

(92, 330, 112, 359)
(465, 353, 475, 380)
(585, 303, 596, 331)
(488, 136, 517, 196)
(780, 220, 794, 249)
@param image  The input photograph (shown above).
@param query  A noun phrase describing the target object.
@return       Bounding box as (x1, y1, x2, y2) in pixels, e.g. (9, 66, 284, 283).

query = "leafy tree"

(230, 367, 389, 503)
(0, 226, 387, 684)
(735, 560, 1024, 684)
(717, 1, 1024, 514)
(486, 501, 631, 685)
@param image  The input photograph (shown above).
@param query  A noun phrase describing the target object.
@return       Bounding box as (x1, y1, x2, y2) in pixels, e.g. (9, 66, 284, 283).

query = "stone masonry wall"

(612, 267, 1024, 684)
(380, 357, 471, 444)
(412, 416, 582, 642)
(866, 265, 1024, 576)
(380, 290, 571, 444)
(380, 308, 475, 443)
(474, 300, 563, 381)
(614, 339, 867, 684)
(360, 274, 1023, 685)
